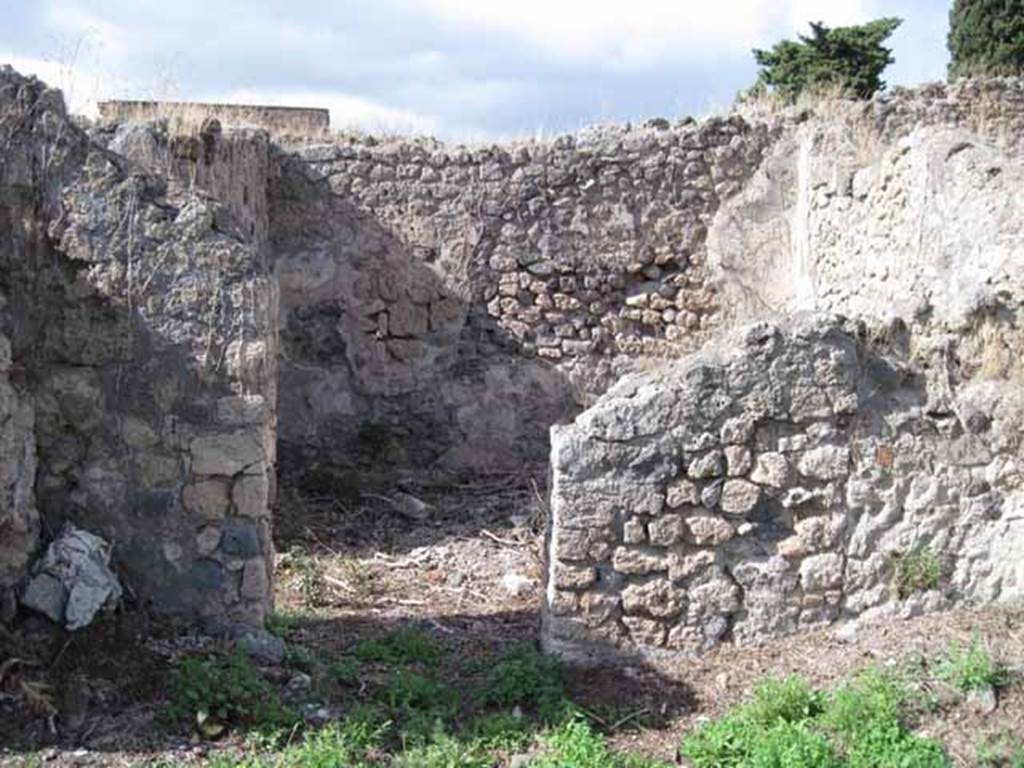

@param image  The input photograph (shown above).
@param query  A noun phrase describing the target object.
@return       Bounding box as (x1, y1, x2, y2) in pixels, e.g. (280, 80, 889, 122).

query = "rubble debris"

(19, 525, 122, 630)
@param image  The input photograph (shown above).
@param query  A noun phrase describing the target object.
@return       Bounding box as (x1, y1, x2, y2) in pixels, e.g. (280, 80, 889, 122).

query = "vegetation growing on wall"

(748, 18, 902, 101)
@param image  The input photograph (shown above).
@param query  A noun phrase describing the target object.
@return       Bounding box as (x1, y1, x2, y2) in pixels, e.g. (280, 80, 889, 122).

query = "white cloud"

(418, 0, 878, 67)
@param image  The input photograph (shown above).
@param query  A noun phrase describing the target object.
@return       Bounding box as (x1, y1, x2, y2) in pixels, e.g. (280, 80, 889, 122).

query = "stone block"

(648, 515, 684, 546)
(800, 553, 845, 592)
(612, 547, 669, 575)
(622, 578, 685, 618)
(220, 519, 262, 558)
(685, 515, 735, 546)
(552, 563, 596, 590)
(669, 550, 716, 582)
(192, 559, 226, 592)
(216, 395, 266, 426)
(191, 430, 264, 476)
(719, 479, 761, 515)
(688, 450, 724, 479)
(622, 615, 667, 646)
(232, 473, 269, 519)
(240, 559, 269, 600)
(666, 478, 699, 507)
(725, 445, 752, 476)
(196, 526, 222, 556)
(751, 452, 790, 487)
(798, 446, 850, 481)
(182, 479, 230, 521)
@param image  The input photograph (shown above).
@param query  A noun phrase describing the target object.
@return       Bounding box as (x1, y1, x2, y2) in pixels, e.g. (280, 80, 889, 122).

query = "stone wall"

(274, 117, 774, 476)
(274, 80, 1024, 479)
(543, 315, 1024, 661)
(712, 79, 1024, 331)
(0, 67, 278, 627)
(542, 79, 1024, 659)
(0, 331, 38, 621)
(98, 100, 330, 137)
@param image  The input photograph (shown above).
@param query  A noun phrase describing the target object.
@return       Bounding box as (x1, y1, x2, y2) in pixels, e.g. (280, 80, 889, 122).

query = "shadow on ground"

(0, 606, 696, 762)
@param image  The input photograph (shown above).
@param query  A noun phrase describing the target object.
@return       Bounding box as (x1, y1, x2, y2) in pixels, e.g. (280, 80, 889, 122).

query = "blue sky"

(0, 0, 951, 140)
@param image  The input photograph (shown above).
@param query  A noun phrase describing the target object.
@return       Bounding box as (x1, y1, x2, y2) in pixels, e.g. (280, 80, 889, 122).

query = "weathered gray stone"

(751, 453, 790, 488)
(232, 474, 269, 519)
(622, 578, 685, 618)
(183, 479, 231, 521)
(666, 478, 699, 508)
(689, 450, 724, 480)
(612, 547, 668, 575)
(237, 628, 286, 665)
(191, 431, 265, 476)
(196, 526, 223, 556)
(799, 554, 845, 593)
(220, 519, 262, 557)
(648, 515, 684, 546)
(19, 525, 122, 630)
(685, 515, 735, 546)
(241, 559, 269, 600)
(725, 445, 752, 476)
(719, 479, 761, 515)
(797, 446, 850, 481)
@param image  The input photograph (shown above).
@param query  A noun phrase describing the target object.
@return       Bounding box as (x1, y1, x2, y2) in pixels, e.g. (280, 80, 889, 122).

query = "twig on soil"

(610, 708, 650, 732)
(48, 638, 73, 671)
(481, 529, 521, 548)
(0, 657, 35, 685)
(323, 575, 357, 593)
(426, 618, 455, 635)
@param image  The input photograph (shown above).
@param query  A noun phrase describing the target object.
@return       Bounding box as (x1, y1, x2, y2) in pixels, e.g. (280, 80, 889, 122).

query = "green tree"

(948, 0, 1024, 78)
(750, 18, 903, 101)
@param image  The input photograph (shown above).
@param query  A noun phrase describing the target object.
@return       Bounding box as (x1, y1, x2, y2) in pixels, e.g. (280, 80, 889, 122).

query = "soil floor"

(1, 468, 1022, 766)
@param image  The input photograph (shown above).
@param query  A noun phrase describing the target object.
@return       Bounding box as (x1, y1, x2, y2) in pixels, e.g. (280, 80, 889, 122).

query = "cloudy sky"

(2, 0, 950, 140)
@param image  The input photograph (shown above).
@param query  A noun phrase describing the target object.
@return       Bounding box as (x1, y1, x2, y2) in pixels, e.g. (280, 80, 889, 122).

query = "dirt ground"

(1, 467, 1022, 766)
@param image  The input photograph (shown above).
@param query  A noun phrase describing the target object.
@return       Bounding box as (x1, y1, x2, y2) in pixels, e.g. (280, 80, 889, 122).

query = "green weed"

(976, 730, 1024, 767)
(892, 549, 942, 599)
(266, 610, 303, 639)
(936, 634, 1008, 692)
(533, 715, 671, 768)
(329, 655, 362, 685)
(681, 669, 947, 768)
(355, 628, 440, 667)
(165, 650, 298, 733)
(482, 643, 566, 720)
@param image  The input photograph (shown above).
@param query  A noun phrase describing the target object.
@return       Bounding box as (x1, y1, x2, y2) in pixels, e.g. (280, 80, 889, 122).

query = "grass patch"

(892, 548, 942, 599)
(681, 670, 948, 767)
(166, 650, 298, 735)
(481, 643, 567, 720)
(266, 610, 304, 639)
(976, 730, 1024, 768)
(532, 715, 671, 768)
(355, 628, 441, 667)
(184, 633, 669, 767)
(936, 634, 1009, 692)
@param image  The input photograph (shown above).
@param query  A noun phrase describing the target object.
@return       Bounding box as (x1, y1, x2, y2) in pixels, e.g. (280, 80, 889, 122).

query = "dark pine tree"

(948, 0, 1024, 78)
(751, 18, 902, 101)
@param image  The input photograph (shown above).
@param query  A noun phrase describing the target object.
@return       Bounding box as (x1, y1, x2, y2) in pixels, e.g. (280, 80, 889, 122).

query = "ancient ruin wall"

(543, 316, 1024, 661)
(273, 80, 1024, 480)
(542, 80, 1024, 659)
(274, 117, 775, 476)
(0, 68, 278, 627)
(99, 100, 330, 137)
(711, 79, 1024, 330)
